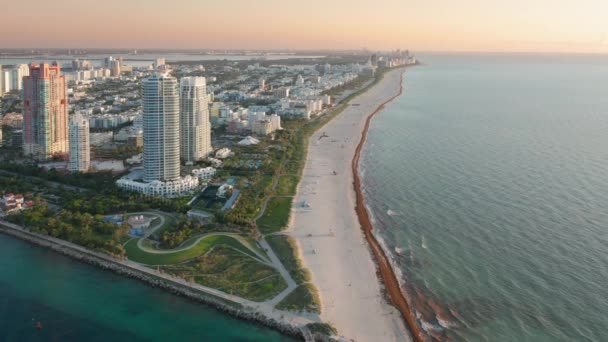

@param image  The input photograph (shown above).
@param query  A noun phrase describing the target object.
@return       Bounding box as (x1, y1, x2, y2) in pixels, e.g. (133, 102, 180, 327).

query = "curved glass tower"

(180, 77, 212, 163)
(142, 73, 180, 183)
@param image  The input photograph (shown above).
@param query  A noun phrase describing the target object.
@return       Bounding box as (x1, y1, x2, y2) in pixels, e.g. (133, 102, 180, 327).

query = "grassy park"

(276, 284, 320, 313)
(266, 235, 310, 284)
(162, 245, 287, 301)
(256, 197, 293, 234)
(275, 175, 299, 196)
(124, 234, 256, 265)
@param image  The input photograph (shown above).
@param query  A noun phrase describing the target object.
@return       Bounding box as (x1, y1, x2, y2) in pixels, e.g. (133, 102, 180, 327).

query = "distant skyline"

(3, 0, 608, 53)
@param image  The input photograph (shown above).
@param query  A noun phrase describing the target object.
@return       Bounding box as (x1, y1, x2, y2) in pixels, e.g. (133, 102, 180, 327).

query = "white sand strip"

(289, 68, 412, 342)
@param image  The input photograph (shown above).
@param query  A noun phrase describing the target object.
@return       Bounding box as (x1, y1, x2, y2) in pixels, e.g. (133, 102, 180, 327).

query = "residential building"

(273, 87, 290, 98)
(1, 69, 10, 93)
(192, 167, 216, 180)
(248, 112, 282, 135)
(117, 74, 200, 197)
(72, 59, 93, 71)
(22, 63, 69, 160)
(180, 77, 212, 163)
(215, 147, 232, 159)
(104, 56, 121, 76)
(142, 73, 180, 182)
(154, 58, 166, 69)
(68, 114, 90, 172)
(116, 175, 199, 197)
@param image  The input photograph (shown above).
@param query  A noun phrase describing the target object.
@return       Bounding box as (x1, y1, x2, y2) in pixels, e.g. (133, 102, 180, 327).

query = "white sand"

(288, 68, 412, 341)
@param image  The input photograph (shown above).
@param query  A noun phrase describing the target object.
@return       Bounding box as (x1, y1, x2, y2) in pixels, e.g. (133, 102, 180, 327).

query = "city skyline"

(3, 0, 608, 53)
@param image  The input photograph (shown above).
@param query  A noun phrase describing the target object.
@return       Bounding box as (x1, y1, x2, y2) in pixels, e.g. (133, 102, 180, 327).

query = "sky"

(2, 0, 608, 53)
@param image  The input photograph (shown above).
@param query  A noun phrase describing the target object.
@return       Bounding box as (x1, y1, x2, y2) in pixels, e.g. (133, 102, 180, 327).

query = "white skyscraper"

(180, 77, 212, 163)
(142, 73, 180, 183)
(1, 69, 11, 94)
(11, 64, 30, 90)
(68, 114, 90, 172)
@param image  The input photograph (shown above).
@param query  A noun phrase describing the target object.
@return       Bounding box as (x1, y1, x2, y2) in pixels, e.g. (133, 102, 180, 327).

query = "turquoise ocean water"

(0, 234, 294, 341)
(361, 53, 608, 341)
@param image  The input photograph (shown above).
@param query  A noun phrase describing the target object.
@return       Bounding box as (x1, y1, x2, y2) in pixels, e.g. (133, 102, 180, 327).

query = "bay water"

(0, 234, 294, 341)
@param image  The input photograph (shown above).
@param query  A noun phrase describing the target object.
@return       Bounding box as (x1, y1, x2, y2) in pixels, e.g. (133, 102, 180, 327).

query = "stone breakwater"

(0, 222, 311, 341)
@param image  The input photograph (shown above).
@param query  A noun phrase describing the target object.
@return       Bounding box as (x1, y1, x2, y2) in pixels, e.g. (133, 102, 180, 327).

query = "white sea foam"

(437, 317, 458, 329)
(420, 318, 443, 333)
(387, 209, 398, 216)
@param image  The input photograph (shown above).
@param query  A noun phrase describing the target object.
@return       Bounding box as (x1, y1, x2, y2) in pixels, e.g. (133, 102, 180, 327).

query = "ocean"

(0, 234, 294, 341)
(360, 53, 608, 341)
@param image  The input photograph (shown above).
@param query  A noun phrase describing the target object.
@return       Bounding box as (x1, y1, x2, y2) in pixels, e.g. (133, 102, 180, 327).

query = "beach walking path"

(289, 68, 412, 341)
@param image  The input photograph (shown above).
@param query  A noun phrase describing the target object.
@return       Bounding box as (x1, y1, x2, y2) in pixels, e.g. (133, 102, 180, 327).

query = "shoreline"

(290, 67, 413, 341)
(0, 66, 416, 342)
(0, 221, 312, 341)
(351, 72, 426, 341)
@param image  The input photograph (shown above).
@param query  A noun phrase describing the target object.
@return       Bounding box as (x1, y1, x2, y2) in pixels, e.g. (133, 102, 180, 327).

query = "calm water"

(0, 234, 294, 341)
(361, 54, 608, 341)
(0, 53, 323, 68)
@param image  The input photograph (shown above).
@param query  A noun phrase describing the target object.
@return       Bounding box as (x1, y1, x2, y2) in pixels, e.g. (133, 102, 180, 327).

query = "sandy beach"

(288, 67, 412, 341)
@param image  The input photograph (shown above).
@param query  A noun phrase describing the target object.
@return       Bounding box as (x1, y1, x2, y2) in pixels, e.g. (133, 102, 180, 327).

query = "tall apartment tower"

(22, 63, 69, 160)
(142, 73, 180, 183)
(179, 77, 212, 163)
(68, 114, 90, 172)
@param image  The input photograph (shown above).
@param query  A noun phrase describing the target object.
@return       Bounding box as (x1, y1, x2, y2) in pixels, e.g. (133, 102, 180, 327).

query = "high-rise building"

(0, 64, 4, 96)
(68, 114, 90, 172)
(103, 56, 121, 76)
(72, 59, 93, 71)
(22, 63, 69, 160)
(1, 69, 11, 94)
(142, 73, 180, 183)
(370, 54, 378, 66)
(153, 58, 166, 69)
(10, 64, 30, 91)
(180, 77, 212, 163)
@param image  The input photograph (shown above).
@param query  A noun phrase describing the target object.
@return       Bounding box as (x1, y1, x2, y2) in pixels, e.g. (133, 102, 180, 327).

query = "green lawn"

(256, 197, 292, 234)
(179, 234, 265, 262)
(146, 213, 176, 240)
(240, 236, 271, 263)
(284, 160, 303, 175)
(275, 175, 299, 196)
(162, 245, 287, 302)
(265, 235, 311, 284)
(276, 284, 321, 313)
(124, 235, 256, 265)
